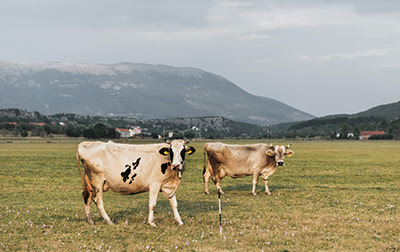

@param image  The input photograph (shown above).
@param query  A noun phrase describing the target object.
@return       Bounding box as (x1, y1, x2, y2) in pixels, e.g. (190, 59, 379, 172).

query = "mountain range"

(0, 61, 314, 125)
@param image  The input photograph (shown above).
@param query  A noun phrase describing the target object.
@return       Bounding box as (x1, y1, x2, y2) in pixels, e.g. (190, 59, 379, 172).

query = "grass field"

(1, 139, 399, 251)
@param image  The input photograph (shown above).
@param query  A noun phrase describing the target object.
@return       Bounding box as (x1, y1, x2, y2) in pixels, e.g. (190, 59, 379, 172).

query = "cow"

(203, 142, 294, 195)
(76, 139, 195, 226)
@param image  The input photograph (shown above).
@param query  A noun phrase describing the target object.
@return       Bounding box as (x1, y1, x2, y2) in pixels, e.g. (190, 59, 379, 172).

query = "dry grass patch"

(0, 139, 399, 251)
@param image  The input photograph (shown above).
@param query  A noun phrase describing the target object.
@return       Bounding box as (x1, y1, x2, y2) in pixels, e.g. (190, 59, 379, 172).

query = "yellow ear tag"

(288, 154, 291, 157)
(164, 151, 169, 155)
(268, 151, 272, 156)
(188, 150, 192, 154)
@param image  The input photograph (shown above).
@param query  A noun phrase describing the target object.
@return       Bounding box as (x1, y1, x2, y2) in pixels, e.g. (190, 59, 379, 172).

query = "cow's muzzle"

(277, 161, 284, 166)
(171, 164, 183, 178)
(171, 163, 181, 170)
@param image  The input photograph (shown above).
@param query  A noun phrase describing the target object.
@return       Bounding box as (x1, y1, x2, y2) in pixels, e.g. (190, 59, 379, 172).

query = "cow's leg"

(92, 185, 114, 225)
(214, 177, 225, 195)
(262, 177, 271, 195)
(82, 186, 94, 224)
(212, 169, 225, 195)
(168, 194, 183, 225)
(203, 168, 212, 194)
(148, 184, 161, 226)
(252, 172, 260, 195)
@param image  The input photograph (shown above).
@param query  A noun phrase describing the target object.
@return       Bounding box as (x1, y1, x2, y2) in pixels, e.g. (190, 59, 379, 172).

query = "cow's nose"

(277, 161, 284, 166)
(171, 163, 180, 170)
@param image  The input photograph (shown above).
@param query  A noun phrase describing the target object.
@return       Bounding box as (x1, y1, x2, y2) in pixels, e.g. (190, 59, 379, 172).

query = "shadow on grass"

(204, 183, 298, 195)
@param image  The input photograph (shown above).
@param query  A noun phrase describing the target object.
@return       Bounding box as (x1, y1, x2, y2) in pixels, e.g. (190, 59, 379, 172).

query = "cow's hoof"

(253, 193, 257, 196)
(149, 222, 157, 227)
(177, 221, 184, 226)
(86, 218, 94, 225)
(204, 191, 210, 195)
(266, 192, 272, 195)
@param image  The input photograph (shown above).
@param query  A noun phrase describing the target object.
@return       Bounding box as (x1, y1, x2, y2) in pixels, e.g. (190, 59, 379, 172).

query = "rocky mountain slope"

(0, 61, 314, 125)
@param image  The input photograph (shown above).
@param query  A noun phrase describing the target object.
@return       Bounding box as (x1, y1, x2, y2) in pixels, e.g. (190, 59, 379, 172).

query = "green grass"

(1, 139, 400, 251)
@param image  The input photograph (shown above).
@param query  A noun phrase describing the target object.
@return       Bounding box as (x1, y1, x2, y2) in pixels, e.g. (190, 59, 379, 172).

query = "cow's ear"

(266, 150, 275, 157)
(159, 147, 170, 156)
(285, 150, 294, 157)
(186, 146, 196, 155)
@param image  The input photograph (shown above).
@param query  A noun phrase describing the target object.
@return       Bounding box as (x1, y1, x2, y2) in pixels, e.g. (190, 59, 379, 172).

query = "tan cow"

(203, 142, 294, 195)
(76, 139, 195, 226)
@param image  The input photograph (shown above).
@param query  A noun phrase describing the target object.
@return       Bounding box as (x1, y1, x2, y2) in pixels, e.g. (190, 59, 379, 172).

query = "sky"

(1, 0, 400, 117)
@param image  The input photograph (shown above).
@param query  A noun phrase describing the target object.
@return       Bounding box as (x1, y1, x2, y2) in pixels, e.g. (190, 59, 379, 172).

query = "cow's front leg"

(252, 172, 260, 195)
(168, 194, 183, 225)
(148, 184, 161, 226)
(262, 176, 271, 195)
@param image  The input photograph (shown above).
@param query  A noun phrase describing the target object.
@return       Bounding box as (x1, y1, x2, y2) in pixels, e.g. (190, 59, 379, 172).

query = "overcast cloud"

(1, 0, 400, 116)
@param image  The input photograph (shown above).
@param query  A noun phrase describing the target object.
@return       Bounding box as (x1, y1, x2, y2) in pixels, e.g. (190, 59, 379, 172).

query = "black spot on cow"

(121, 158, 141, 183)
(129, 173, 137, 184)
(161, 162, 171, 174)
(121, 165, 131, 182)
(180, 149, 186, 161)
(132, 158, 141, 169)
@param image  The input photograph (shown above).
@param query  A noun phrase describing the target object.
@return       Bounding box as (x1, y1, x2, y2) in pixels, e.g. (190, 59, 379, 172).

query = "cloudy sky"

(1, 0, 400, 117)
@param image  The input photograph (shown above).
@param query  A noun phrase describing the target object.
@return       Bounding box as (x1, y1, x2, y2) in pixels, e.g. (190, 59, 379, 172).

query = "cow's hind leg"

(252, 172, 260, 195)
(82, 187, 94, 224)
(169, 194, 183, 225)
(82, 173, 94, 224)
(203, 168, 212, 194)
(92, 182, 114, 225)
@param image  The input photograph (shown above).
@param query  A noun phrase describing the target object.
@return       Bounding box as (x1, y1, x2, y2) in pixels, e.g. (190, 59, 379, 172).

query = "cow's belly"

(105, 178, 149, 195)
(222, 166, 253, 178)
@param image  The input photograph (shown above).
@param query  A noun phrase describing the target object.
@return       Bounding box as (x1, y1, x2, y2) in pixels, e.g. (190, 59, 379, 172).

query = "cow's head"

(266, 144, 294, 166)
(159, 139, 196, 176)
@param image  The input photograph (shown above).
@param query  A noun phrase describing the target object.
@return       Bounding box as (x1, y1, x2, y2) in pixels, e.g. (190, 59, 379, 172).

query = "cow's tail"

(76, 151, 86, 191)
(203, 144, 208, 182)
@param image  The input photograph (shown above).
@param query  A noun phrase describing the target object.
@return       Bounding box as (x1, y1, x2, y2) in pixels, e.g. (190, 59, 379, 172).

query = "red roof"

(115, 128, 129, 132)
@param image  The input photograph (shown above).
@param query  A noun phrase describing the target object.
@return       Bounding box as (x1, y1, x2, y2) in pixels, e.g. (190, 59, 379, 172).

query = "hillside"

(0, 108, 268, 139)
(0, 61, 314, 125)
(270, 100, 400, 139)
(351, 101, 400, 119)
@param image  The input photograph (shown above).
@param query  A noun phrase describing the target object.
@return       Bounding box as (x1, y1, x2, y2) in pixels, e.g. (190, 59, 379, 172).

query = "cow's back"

(205, 142, 270, 177)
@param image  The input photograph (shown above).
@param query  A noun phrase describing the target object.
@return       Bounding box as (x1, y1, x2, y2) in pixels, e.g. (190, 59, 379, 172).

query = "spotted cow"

(203, 142, 294, 195)
(76, 139, 195, 226)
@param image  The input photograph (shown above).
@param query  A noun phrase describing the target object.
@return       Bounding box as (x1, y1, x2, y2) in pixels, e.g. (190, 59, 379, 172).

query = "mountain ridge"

(0, 61, 314, 125)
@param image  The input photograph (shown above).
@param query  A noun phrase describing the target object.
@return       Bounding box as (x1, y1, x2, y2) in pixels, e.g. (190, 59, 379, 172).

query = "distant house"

(4, 122, 17, 125)
(359, 131, 385, 140)
(115, 128, 131, 138)
(129, 126, 142, 136)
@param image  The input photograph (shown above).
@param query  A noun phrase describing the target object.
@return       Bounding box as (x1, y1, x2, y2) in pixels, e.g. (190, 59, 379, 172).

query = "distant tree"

(43, 124, 51, 135)
(83, 128, 96, 139)
(184, 130, 196, 139)
(341, 123, 350, 138)
(94, 123, 107, 138)
(21, 130, 28, 137)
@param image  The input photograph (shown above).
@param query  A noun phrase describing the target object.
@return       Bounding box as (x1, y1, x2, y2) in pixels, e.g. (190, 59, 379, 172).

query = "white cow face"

(159, 139, 196, 171)
(266, 144, 294, 166)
